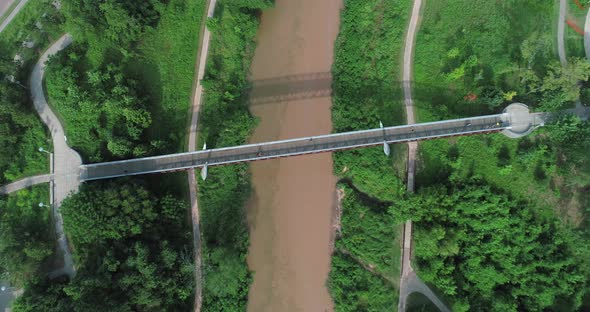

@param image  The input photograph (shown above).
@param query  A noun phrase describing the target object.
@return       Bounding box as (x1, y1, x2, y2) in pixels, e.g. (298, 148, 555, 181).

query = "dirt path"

(186, 1, 217, 311)
(398, 0, 449, 311)
(245, 1, 342, 311)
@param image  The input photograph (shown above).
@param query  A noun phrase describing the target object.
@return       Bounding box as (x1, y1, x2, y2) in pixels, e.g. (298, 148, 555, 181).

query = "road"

(0, 174, 52, 195)
(399, 0, 450, 311)
(0, 0, 28, 33)
(31, 34, 81, 279)
(186, 0, 217, 311)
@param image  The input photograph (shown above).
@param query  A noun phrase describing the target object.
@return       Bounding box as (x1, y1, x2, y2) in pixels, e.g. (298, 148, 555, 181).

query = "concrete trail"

(0, 174, 52, 195)
(399, 0, 450, 311)
(0, 0, 29, 33)
(187, 0, 217, 311)
(31, 34, 81, 279)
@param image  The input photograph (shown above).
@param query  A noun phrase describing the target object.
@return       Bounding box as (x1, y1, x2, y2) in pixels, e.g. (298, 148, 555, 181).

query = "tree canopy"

(393, 180, 590, 311)
(13, 180, 195, 311)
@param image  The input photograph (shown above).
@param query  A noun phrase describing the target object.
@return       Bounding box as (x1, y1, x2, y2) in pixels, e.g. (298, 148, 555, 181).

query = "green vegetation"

(0, 186, 52, 288)
(1, 0, 64, 62)
(128, 0, 205, 151)
(329, 183, 400, 312)
(393, 181, 590, 311)
(327, 0, 590, 310)
(195, 1, 273, 310)
(0, 0, 64, 183)
(46, 52, 154, 161)
(328, 0, 410, 309)
(13, 180, 195, 311)
(411, 0, 590, 310)
(329, 252, 396, 312)
(45, 0, 207, 161)
(335, 184, 400, 281)
(7, 0, 207, 310)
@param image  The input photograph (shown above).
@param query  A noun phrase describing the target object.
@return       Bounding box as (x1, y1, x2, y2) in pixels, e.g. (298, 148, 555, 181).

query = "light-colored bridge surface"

(81, 113, 518, 181)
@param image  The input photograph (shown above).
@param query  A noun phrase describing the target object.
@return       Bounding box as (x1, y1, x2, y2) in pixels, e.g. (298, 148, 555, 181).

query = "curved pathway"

(399, 0, 449, 311)
(187, 1, 217, 311)
(0, 174, 52, 195)
(0, 0, 29, 33)
(31, 34, 81, 279)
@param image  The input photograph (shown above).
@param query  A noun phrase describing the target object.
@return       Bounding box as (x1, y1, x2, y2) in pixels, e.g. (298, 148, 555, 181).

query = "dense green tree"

(46, 47, 154, 162)
(15, 180, 194, 311)
(329, 253, 396, 312)
(0, 188, 53, 287)
(394, 181, 590, 311)
(546, 116, 590, 187)
(541, 59, 590, 108)
(61, 0, 165, 64)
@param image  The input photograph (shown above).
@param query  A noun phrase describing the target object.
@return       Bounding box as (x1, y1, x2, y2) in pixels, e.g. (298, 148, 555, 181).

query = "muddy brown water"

(246, 0, 343, 311)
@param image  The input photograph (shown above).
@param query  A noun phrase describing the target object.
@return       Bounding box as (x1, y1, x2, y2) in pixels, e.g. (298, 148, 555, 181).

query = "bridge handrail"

(81, 113, 505, 170)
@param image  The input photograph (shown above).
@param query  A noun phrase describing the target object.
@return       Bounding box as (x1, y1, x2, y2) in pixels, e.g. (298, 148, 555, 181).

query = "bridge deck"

(80, 114, 507, 181)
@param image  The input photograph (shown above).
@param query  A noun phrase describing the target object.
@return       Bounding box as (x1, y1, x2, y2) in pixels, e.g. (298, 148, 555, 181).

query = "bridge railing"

(80, 114, 507, 181)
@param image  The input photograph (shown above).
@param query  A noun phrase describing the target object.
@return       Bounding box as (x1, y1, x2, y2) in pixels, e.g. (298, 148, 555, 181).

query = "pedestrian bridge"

(80, 103, 550, 181)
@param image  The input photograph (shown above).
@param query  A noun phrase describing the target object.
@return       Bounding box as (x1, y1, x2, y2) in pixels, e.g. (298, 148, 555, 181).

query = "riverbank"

(195, 2, 271, 310)
(327, 0, 411, 310)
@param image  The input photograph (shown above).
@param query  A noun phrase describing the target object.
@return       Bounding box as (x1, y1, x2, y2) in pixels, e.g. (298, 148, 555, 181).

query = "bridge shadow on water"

(247, 72, 496, 120)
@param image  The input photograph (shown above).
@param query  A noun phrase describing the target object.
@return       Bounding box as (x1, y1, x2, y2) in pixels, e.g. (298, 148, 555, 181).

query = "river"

(246, 0, 343, 311)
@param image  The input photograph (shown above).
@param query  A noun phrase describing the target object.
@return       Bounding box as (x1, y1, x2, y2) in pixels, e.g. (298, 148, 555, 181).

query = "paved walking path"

(0, 0, 28, 33)
(31, 34, 81, 279)
(399, 0, 449, 311)
(187, 1, 217, 311)
(0, 174, 52, 195)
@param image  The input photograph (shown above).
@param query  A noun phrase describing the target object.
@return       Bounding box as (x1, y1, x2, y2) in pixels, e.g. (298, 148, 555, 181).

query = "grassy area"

(127, 0, 205, 153)
(413, 0, 557, 121)
(328, 0, 411, 309)
(412, 0, 582, 210)
(334, 183, 401, 282)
